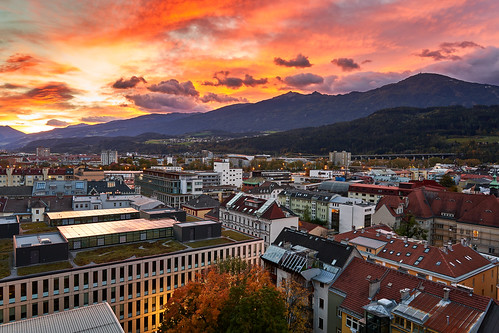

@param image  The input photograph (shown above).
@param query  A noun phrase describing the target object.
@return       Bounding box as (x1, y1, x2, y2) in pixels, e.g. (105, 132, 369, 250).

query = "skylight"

(424, 248, 430, 253)
(436, 261, 441, 266)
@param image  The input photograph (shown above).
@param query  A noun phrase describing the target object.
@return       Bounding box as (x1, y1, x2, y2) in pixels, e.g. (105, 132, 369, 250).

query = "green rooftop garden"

(185, 215, 204, 222)
(20, 222, 58, 235)
(0, 239, 12, 279)
(187, 237, 234, 248)
(17, 261, 73, 277)
(222, 230, 254, 241)
(74, 240, 188, 266)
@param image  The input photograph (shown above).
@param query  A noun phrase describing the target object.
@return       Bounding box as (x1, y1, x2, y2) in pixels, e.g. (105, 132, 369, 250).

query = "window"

(319, 298, 324, 309)
(318, 317, 323, 330)
(346, 315, 359, 331)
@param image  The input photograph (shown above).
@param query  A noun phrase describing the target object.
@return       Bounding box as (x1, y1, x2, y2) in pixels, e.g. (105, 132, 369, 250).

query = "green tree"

(396, 214, 427, 240)
(439, 174, 455, 188)
(302, 206, 311, 222)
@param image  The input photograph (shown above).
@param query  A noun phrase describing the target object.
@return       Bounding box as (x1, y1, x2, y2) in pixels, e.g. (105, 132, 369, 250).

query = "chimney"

(283, 242, 292, 250)
(400, 288, 410, 301)
(442, 246, 447, 254)
(361, 228, 365, 234)
(447, 241, 453, 251)
(443, 287, 451, 301)
(423, 240, 428, 248)
(404, 236, 408, 243)
(369, 279, 381, 299)
(446, 315, 450, 325)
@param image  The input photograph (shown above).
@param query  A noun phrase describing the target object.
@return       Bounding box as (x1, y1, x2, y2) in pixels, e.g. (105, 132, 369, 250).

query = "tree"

(396, 214, 427, 240)
(302, 206, 312, 222)
(280, 277, 312, 332)
(439, 174, 456, 188)
(160, 259, 288, 333)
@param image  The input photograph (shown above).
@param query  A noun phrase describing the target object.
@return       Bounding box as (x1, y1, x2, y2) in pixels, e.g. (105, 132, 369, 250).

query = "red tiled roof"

(222, 194, 287, 220)
(331, 258, 491, 332)
(298, 220, 327, 233)
(335, 226, 494, 279)
(406, 188, 499, 227)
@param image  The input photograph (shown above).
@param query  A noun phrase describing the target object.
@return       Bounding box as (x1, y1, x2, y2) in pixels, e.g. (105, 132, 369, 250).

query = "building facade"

(213, 162, 242, 188)
(135, 170, 203, 208)
(219, 193, 299, 248)
(0, 232, 264, 332)
(101, 150, 118, 166)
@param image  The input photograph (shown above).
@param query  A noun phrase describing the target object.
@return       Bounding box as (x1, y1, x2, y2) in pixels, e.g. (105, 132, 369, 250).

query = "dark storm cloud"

(148, 79, 199, 97)
(282, 73, 324, 88)
(203, 71, 268, 89)
(46, 119, 69, 127)
(416, 41, 484, 61)
(274, 54, 312, 68)
(126, 93, 198, 111)
(200, 92, 248, 103)
(421, 46, 499, 86)
(112, 76, 147, 89)
(331, 58, 360, 72)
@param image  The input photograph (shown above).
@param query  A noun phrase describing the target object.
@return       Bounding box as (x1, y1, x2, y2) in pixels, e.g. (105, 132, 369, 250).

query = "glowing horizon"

(2, 0, 499, 134)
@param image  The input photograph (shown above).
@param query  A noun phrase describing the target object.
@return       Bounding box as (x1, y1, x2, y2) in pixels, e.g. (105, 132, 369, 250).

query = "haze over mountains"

(3, 73, 499, 149)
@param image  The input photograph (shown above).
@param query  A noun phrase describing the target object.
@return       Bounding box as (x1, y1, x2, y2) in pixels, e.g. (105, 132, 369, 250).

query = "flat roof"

(350, 236, 387, 249)
(0, 216, 18, 225)
(0, 302, 123, 333)
(142, 208, 182, 214)
(175, 220, 220, 228)
(46, 208, 139, 220)
(15, 232, 66, 248)
(58, 218, 178, 239)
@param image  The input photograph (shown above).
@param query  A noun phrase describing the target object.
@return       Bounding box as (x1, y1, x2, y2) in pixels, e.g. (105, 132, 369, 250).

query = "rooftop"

(14, 232, 66, 248)
(58, 218, 178, 239)
(0, 302, 123, 333)
(47, 208, 138, 220)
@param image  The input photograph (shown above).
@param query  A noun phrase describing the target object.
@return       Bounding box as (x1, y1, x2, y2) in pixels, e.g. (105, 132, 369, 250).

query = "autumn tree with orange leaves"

(160, 258, 288, 333)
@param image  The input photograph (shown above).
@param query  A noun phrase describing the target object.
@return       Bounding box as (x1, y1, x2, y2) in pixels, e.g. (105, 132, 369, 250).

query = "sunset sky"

(1, 0, 499, 133)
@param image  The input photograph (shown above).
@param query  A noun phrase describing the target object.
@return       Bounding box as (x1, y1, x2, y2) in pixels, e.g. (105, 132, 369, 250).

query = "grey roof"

(0, 302, 124, 333)
(317, 181, 351, 195)
(33, 180, 87, 196)
(183, 194, 220, 209)
(0, 186, 33, 197)
(87, 180, 134, 195)
(350, 236, 387, 249)
(14, 232, 66, 248)
(261, 244, 287, 264)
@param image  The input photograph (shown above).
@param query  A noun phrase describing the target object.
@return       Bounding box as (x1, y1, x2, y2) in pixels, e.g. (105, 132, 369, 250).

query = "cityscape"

(1, 1, 499, 333)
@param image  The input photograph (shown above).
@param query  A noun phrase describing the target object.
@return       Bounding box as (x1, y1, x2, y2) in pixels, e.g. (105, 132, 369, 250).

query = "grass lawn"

(74, 240, 187, 266)
(20, 222, 58, 235)
(187, 237, 234, 248)
(221, 230, 254, 241)
(0, 239, 12, 279)
(17, 261, 73, 276)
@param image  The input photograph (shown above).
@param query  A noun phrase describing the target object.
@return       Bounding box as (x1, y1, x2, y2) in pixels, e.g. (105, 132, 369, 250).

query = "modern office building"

(213, 162, 242, 188)
(135, 169, 203, 208)
(46, 208, 140, 226)
(0, 221, 264, 332)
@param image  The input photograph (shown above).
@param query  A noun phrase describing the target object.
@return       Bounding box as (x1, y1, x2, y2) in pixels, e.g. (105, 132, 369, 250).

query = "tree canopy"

(160, 259, 288, 333)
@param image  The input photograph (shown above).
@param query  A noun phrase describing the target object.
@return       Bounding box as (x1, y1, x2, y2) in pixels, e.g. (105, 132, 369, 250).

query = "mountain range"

(4, 72, 499, 149)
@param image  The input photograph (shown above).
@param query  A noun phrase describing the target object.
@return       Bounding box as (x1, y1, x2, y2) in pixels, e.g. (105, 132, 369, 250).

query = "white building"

(101, 150, 118, 166)
(309, 170, 344, 179)
(214, 161, 242, 188)
(219, 193, 298, 248)
(330, 197, 375, 233)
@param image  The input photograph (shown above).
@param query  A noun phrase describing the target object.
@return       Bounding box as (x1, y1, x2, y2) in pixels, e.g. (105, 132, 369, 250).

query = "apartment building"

(0, 168, 73, 187)
(0, 221, 264, 332)
(219, 193, 298, 248)
(213, 162, 242, 188)
(135, 169, 203, 208)
(329, 257, 493, 333)
(278, 189, 375, 232)
(101, 150, 118, 166)
(261, 228, 362, 332)
(334, 225, 499, 299)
